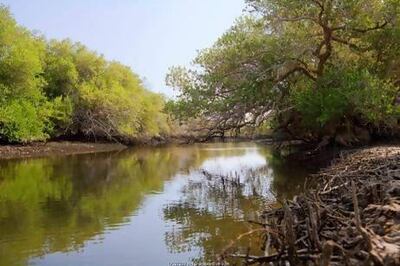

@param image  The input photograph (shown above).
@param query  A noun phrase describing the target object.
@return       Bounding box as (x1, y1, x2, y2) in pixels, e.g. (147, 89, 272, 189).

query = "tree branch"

(277, 16, 317, 23)
(332, 21, 388, 33)
(331, 36, 370, 52)
(276, 65, 317, 82)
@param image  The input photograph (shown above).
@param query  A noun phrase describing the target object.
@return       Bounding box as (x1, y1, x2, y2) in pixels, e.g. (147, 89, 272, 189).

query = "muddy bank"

(224, 146, 400, 265)
(0, 137, 260, 160)
(0, 142, 127, 160)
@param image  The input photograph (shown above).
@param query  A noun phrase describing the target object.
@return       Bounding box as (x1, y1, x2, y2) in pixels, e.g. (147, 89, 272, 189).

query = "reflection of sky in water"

(200, 149, 267, 176)
(199, 147, 273, 200)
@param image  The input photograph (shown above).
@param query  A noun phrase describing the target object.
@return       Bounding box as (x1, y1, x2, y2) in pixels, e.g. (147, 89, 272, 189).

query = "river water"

(0, 142, 312, 266)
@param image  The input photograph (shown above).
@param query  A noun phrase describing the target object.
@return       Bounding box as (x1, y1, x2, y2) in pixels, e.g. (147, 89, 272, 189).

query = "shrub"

(292, 69, 399, 132)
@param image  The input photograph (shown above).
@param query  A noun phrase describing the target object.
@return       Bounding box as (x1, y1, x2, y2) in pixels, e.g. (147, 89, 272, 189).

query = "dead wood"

(223, 146, 400, 265)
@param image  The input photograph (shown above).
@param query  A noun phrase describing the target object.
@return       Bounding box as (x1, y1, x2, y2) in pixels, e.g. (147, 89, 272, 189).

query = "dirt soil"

(0, 141, 127, 160)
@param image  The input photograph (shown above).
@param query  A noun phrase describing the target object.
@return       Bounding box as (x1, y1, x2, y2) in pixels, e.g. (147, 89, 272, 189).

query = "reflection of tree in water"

(0, 143, 314, 265)
(163, 150, 314, 263)
(164, 202, 265, 264)
(0, 144, 263, 266)
(163, 166, 275, 263)
(0, 147, 202, 266)
(266, 152, 316, 201)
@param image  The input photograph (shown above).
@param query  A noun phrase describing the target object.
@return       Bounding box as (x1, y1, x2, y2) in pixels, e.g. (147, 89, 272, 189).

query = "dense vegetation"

(2, 1, 400, 146)
(167, 0, 400, 146)
(0, 6, 169, 143)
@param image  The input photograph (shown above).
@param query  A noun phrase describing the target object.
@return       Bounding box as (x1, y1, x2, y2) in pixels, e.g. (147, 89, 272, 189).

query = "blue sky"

(2, 0, 245, 96)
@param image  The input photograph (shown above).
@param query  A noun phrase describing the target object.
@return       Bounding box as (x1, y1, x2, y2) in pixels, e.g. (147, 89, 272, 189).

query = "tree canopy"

(167, 0, 400, 145)
(0, 6, 169, 143)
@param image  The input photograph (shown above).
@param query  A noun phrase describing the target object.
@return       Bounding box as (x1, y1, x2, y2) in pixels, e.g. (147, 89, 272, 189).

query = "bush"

(292, 69, 400, 133)
(0, 6, 170, 143)
(0, 100, 48, 142)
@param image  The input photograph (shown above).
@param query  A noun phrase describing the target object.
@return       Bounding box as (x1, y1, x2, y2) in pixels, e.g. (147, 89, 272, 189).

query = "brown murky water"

(0, 142, 312, 266)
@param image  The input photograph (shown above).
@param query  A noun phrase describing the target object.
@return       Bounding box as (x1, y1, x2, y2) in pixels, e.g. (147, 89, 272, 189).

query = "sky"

(2, 0, 246, 97)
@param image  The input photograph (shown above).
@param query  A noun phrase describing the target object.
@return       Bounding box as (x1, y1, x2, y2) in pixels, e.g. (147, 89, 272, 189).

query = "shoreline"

(0, 137, 268, 160)
(225, 146, 400, 265)
(0, 137, 394, 161)
(0, 141, 127, 160)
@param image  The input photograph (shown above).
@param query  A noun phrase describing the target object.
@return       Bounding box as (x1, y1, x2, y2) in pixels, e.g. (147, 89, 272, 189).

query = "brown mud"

(0, 141, 127, 160)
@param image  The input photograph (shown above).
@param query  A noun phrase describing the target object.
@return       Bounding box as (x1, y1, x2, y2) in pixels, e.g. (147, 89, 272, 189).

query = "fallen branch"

(221, 146, 400, 265)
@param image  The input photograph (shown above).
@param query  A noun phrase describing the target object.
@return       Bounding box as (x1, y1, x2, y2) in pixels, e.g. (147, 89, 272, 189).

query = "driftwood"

(221, 146, 400, 265)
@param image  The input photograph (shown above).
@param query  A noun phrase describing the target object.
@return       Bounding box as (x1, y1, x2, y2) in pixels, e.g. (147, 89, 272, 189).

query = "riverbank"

(0, 137, 265, 160)
(0, 142, 127, 160)
(225, 146, 400, 265)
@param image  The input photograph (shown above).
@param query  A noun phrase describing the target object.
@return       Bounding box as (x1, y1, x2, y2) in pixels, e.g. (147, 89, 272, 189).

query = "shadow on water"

(0, 142, 318, 265)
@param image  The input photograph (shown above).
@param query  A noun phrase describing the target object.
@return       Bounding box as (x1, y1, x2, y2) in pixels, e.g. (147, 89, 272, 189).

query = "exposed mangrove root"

(221, 146, 400, 265)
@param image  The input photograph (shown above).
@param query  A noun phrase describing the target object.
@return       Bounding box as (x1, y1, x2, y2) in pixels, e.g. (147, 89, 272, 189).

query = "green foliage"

(168, 0, 400, 143)
(0, 5, 169, 143)
(43, 40, 78, 98)
(44, 96, 73, 135)
(0, 100, 48, 142)
(293, 69, 400, 129)
(139, 93, 170, 136)
(166, 17, 280, 136)
(0, 96, 73, 143)
(0, 6, 49, 142)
